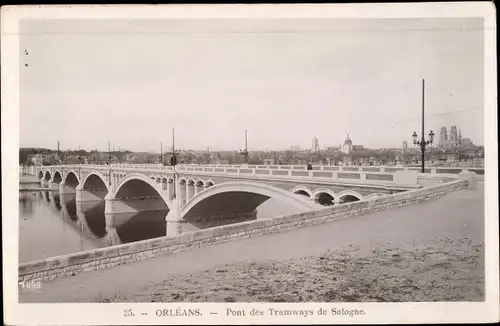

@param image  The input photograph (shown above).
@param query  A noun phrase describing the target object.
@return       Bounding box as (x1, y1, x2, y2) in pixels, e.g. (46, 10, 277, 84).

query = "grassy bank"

(94, 237, 484, 303)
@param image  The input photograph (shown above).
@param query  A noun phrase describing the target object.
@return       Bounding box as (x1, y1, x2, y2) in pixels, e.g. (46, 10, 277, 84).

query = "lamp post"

(412, 79, 435, 173)
(57, 141, 64, 178)
(239, 129, 249, 164)
(170, 128, 182, 196)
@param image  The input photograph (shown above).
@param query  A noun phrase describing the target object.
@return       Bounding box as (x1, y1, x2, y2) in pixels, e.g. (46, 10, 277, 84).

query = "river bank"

(100, 237, 483, 302)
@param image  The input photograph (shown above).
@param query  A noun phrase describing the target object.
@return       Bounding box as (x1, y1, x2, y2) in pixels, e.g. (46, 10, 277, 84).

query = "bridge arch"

(205, 180, 215, 188)
(337, 190, 363, 203)
(81, 171, 110, 191)
(112, 174, 169, 209)
(38, 171, 43, 179)
(80, 171, 111, 200)
(52, 170, 63, 184)
(44, 171, 52, 181)
(311, 188, 337, 206)
(180, 181, 318, 221)
(291, 186, 313, 198)
(62, 170, 80, 187)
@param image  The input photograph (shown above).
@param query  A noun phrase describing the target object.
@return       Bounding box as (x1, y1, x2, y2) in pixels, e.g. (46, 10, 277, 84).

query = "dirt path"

(20, 184, 484, 303)
(122, 238, 484, 303)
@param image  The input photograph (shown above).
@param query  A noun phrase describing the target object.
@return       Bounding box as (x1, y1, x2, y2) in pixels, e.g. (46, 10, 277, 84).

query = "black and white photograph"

(2, 3, 498, 325)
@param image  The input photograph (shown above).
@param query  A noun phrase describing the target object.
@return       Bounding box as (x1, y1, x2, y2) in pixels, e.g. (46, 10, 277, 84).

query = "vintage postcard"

(2, 3, 498, 325)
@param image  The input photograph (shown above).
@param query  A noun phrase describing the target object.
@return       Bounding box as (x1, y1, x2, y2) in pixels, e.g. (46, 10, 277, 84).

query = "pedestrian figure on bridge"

(307, 163, 313, 171)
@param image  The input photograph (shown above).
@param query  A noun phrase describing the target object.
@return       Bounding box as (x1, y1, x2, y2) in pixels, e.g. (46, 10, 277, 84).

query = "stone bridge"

(34, 164, 420, 223)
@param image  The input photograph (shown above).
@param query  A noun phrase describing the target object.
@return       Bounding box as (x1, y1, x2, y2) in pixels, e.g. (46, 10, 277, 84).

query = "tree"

(19, 150, 29, 165)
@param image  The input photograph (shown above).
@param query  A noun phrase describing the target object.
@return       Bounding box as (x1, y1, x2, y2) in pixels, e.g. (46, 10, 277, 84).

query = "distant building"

(352, 145, 365, 151)
(312, 137, 320, 153)
(342, 134, 353, 154)
(327, 146, 340, 151)
(438, 125, 474, 149)
(450, 125, 458, 142)
(459, 138, 474, 149)
(341, 134, 364, 154)
(439, 126, 448, 144)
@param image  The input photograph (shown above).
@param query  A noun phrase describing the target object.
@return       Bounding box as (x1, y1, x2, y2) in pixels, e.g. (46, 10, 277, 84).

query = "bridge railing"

(36, 164, 416, 186)
(175, 163, 484, 176)
(170, 165, 420, 186)
(35, 163, 484, 177)
(36, 163, 482, 187)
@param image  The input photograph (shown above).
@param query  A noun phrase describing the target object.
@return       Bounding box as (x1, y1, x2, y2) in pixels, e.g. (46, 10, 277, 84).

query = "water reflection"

(19, 192, 35, 219)
(114, 211, 167, 243)
(19, 189, 260, 262)
(53, 194, 62, 212)
(81, 201, 107, 238)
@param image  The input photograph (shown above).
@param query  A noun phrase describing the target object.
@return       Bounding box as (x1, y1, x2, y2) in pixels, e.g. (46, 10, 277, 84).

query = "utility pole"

(58, 141, 64, 179)
(108, 140, 112, 185)
(240, 129, 249, 164)
(160, 141, 163, 165)
(412, 79, 435, 173)
(171, 128, 177, 196)
(421, 79, 425, 172)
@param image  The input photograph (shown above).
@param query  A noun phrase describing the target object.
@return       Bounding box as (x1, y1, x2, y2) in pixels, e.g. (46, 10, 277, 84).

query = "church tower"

(342, 134, 353, 154)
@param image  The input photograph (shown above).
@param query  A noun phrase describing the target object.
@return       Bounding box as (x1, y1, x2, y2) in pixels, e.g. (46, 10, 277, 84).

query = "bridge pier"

(75, 184, 105, 202)
(166, 220, 183, 237)
(47, 181, 59, 190)
(165, 197, 182, 222)
(104, 195, 137, 215)
(105, 193, 169, 215)
(40, 178, 48, 188)
(59, 183, 76, 195)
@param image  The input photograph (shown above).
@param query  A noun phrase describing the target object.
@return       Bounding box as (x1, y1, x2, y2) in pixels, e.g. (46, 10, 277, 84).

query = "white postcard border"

(2, 3, 498, 325)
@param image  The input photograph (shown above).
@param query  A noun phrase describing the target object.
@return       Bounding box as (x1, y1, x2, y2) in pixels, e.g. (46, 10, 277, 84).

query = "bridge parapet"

(35, 164, 422, 188)
(176, 163, 484, 175)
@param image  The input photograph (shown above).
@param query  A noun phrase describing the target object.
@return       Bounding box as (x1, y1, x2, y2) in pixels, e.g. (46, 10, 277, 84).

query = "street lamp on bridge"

(57, 141, 65, 178)
(411, 79, 435, 173)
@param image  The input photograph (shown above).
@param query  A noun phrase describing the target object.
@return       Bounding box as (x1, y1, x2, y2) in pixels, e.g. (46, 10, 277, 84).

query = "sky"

(19, 18, 485, 152)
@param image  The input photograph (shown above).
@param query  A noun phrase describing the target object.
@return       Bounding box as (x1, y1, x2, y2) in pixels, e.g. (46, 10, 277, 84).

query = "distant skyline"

(20, 18, 484, 152)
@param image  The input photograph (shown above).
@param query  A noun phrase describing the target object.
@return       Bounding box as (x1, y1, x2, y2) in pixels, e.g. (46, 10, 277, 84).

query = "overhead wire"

(387, 106, 483, 127)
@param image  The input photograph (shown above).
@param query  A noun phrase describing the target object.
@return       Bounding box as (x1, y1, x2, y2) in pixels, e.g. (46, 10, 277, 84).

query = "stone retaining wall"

(18, 179, 469, 283)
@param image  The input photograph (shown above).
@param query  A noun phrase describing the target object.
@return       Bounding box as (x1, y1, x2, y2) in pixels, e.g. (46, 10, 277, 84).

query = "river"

(19, 182, 298, 263)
